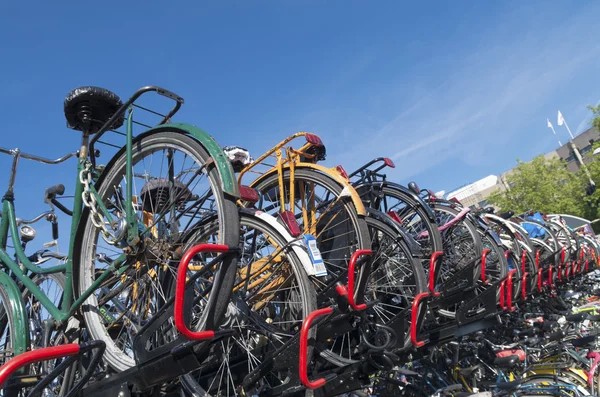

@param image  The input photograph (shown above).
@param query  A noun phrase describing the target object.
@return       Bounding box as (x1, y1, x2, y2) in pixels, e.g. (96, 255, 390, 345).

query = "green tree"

(587, 104, 600, 131)
(488, 155, 585, 216)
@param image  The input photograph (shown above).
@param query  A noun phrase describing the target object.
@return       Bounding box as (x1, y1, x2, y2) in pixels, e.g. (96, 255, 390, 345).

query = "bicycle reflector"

(279, 210, 301, 237)
(305, 133, 323, 146)
(335, 165, 349, 180)
(383, 158, 395, 168)
(239, 185, 259, 203)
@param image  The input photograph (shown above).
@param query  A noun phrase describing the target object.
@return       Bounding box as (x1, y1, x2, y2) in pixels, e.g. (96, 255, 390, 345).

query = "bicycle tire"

(75, 130, 239, 372)
(180, 209, 316, 396)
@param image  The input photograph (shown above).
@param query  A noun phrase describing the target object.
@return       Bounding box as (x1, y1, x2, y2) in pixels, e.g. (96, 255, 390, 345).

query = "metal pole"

(562, 114, 595, 187)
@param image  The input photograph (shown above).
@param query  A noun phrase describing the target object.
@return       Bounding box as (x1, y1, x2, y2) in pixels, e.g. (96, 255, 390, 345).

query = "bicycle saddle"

(566, 312, 588, 322)
(571, 335, 597, 348)
(547, 329, 566, 342)
(493, 354, 520, 369)
(458, 364, 481, 377)
(64, 86, 124, 133)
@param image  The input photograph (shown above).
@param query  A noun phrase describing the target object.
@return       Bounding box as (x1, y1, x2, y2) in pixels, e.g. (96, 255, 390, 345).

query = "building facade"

(445, 126, 598, 209)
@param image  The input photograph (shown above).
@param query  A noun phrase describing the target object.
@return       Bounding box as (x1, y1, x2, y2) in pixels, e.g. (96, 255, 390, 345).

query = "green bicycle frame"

(0, 111, 138, 324)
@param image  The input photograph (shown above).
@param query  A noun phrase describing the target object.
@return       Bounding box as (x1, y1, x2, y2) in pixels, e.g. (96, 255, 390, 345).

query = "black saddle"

(566, 312, 588, 322)
(571, 335, 597, 348)
(493, 355, 520, 369)
(64, 86, 124, 132)
(458, 364, 481, 377)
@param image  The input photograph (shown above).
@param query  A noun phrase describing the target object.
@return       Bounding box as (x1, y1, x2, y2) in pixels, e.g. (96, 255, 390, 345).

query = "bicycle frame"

(0, 87, 191, 325)
(0, 117, 134, 323)
(238, 132, 366, 219)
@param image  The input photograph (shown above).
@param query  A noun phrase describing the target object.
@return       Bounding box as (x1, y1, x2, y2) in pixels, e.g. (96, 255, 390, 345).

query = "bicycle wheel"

(362, 214, 427, 351)
(0, 283, 20, 397)
(356, 184, 444, 277)
(430, 204, 483, 318)
(23, 273, 76, 396)
(76, 130, 239, 372)
(251, 167, 371, 291)
(180, 209, 316, 396)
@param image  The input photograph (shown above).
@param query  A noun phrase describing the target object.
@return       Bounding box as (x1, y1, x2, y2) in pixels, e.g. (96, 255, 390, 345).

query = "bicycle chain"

(80, 161, 120, 245)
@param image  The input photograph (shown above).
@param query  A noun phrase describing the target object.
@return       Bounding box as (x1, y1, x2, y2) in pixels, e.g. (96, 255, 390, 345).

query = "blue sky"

(1, 1, 600, 242)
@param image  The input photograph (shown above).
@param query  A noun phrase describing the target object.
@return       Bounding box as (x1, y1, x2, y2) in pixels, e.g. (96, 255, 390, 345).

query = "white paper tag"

(303, 234, 327, 277)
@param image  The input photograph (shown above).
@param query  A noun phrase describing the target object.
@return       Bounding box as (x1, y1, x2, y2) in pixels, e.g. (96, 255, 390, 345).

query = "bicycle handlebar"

(16, 211, 54, 226)
(0, 147, 77, 165)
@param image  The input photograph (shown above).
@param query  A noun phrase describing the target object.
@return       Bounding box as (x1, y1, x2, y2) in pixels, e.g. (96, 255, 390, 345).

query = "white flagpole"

(557, 110, 595, 187)
(547, 119, 563, 146)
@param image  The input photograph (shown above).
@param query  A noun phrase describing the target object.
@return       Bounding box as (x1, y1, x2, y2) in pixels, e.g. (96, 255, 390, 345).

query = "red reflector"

(335, 165, 349, 180)
(239, 185, 259, 203)
(387, 211, 403, 225)
(279, 210, 301, 237)
(384, 158, 395, 168)
(305, 133, 323, 146)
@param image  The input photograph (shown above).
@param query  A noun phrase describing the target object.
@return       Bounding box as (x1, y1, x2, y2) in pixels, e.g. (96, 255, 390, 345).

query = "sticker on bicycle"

(303, 234, 327, 277)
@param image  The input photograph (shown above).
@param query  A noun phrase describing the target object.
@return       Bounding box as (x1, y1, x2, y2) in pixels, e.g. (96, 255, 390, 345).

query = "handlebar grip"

(44, 184, 65, 203)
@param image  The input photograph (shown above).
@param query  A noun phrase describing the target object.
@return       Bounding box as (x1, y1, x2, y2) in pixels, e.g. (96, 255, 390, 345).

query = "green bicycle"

(0, 86, 240, 378)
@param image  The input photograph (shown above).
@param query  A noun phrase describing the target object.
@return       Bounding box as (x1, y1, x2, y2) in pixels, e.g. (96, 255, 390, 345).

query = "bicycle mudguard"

(0, 271, 29, 357)
(355, 180, 437, 221)
(365, 207, 423, 258)
(249, 163, 367, 216)
(97, 124, 239, 199)
(157, 123, 239, 198)
(247, 208, 318, 276)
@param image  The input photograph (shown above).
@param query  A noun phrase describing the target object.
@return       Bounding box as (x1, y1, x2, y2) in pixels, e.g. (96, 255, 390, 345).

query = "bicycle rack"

(481, 248, 491, 285)
(429, 251, 444, 295)
(0, 341, 105, 396)
(299, 307, 336, 389)
(411, 292, 430, 347)
(80, 244, 239, 395)
(347, 249, 373, 311)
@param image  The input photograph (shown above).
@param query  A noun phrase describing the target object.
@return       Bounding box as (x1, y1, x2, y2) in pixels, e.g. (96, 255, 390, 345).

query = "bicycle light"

(19, 225, 36, 242)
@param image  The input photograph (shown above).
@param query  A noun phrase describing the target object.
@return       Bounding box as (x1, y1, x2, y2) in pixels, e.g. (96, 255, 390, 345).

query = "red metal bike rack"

(499, 279, 507, 310)
(175, 243, 231, 341)
(537, 267, 543, 293)
(481, 248, 491, 285)
(521, 272, 528, 301)
(347, 250, 373, 311)
(521, 251, 527, 274)
(299, 307, 335, 389)
(0, 344, 80, 388)
(561, 247, 566, 265)
(506, 270, 516, 311)
(429, 251, 444, 296)
(535, 250, 540, 269)
(558, 264, 562, 282)
(548, 266, 554, 290)
(411, 292, 430, 347)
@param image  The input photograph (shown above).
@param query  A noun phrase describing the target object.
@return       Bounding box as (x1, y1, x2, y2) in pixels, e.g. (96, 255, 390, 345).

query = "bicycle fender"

(244, 208, 317, 276)
(249, 164, 367, 216)
(97, 124, 239, 199)
(365, 207, 423, 258)
(0, 272, 29, 356)
(160, 123, 239, 198)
